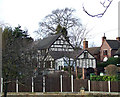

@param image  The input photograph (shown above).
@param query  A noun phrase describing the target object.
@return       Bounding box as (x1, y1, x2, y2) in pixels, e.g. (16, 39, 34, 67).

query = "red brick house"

(83, 34, 120, 62)
(100, 35, 120, 61)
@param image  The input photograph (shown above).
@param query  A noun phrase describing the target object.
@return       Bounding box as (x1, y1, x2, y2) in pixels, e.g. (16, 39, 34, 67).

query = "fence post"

(60, 75, 62, 92)
(32, 77, 34, 92)
(108, 81, 111, 92)
(43, 76, 45, 92)
(1, 78, 3, 93)
(71, 75, 73, 92)
(88, 80, 90, 92)
(16, 79, 18, 93)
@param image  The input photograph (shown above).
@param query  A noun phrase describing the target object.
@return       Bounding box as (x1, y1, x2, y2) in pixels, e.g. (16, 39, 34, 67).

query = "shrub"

(106, 57, 120, 65)
(90, 75, 119, 81)
(105, 64, 118, 76)
(97, 62, 107, 68)
(97, 57, 120, 68)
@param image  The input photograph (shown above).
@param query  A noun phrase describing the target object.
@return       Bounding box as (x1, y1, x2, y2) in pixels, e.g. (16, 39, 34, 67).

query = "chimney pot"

(102, 33, 106, 44)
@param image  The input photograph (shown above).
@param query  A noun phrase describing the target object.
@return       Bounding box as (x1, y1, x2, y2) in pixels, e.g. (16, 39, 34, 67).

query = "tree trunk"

(4, 81, 8, 97)
(4, 76, 8, 97)
(68, 58, 71, 77)
(75, 60, 78, 79)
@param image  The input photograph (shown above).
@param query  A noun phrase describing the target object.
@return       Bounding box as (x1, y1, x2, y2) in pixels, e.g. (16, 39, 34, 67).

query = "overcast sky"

(0, 0, 119, 46)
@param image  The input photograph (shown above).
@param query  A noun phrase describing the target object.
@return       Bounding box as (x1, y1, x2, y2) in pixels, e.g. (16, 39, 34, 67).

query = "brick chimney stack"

(102, 33, 106, 44)
(83, 38, 88, 49)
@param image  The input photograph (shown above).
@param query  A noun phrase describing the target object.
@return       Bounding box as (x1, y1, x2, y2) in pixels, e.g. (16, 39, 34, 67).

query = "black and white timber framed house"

(33, 33, 96, 71)
(34, 33, 74, 69)
(75, 50, 96, 69)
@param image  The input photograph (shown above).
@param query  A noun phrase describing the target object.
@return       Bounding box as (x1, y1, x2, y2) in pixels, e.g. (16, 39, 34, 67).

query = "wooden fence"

(0, 75, 120, 93)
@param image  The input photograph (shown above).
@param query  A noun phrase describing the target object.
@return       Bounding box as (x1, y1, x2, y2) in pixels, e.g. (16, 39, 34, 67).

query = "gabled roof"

(49, 51, 73, 60)
(75, 49, 95, 59)
(49, 48, 97, 60)
(34, 33, 62, 49)
(115, 48, 120, 56)
(86, 47, 100, 55)
(72, 49, 84, 58)
(44, 48, 96, 61)
(48, 49, 85, 60)
(106, 40, 120, 50)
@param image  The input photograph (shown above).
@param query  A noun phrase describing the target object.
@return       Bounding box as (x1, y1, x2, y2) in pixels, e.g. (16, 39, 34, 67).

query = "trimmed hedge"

(90, 75, 120, 81)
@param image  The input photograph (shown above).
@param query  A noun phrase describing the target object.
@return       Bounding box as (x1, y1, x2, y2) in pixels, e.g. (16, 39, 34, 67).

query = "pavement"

(0, 91, 120, 96)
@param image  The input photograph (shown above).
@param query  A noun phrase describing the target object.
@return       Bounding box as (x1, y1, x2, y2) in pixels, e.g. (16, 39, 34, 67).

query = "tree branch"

(83, 0, 113, 18)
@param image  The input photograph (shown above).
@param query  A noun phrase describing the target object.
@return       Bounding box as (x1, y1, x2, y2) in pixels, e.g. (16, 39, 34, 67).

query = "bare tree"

(36, 8, 82, 38)
(83, 0, 113, 18)
(69, 26, 89, 48)
(36, 8, 89, 48)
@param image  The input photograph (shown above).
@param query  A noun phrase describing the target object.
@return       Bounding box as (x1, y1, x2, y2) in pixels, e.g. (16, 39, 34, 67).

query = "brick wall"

(100, 41, 112, 61)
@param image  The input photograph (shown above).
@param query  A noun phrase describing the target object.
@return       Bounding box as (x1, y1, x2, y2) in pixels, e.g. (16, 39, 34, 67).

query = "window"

(41, 50, 46, 55)
(84, 52, 88, 58)
(103, 50, 108, 55)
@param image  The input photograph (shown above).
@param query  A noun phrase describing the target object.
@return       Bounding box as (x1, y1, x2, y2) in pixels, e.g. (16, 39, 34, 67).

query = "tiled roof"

(49, 49, 84, 60)
(73, 49, 84, 58)
(106, 40, 120, 50)
(86, 47, 100, 55)
(115, 48, 120, 56)
(34, 33, 62, 49)
(49, 51, 73, 60)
